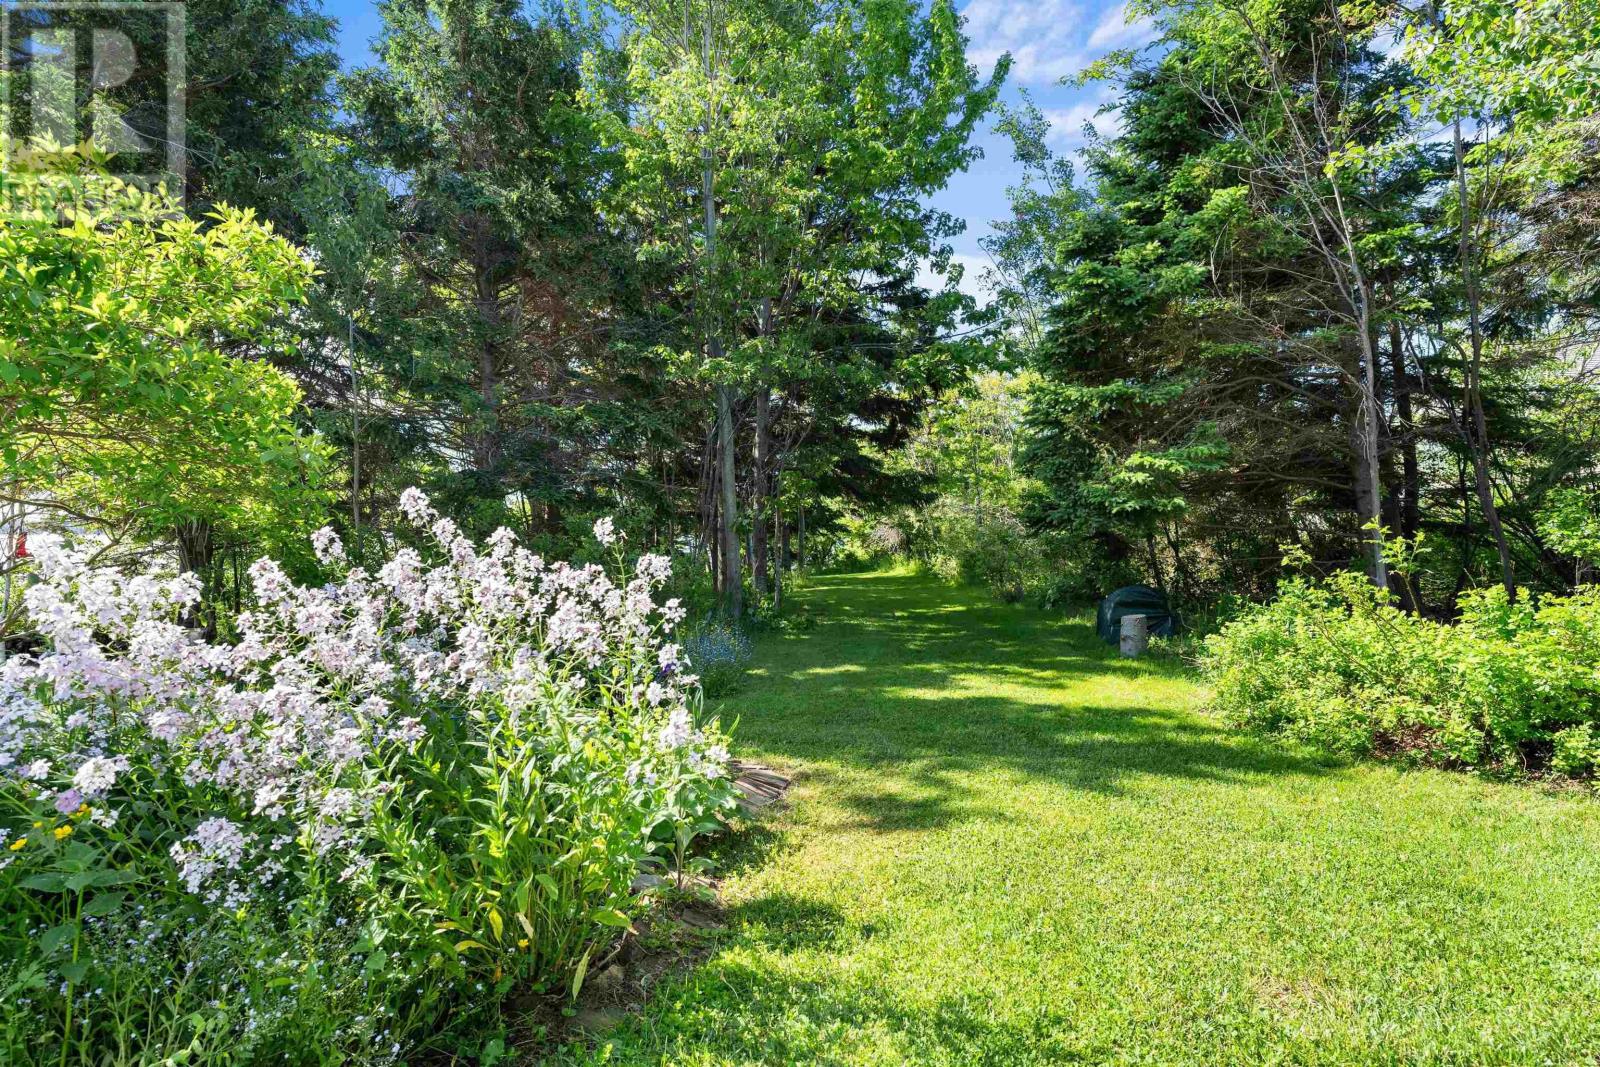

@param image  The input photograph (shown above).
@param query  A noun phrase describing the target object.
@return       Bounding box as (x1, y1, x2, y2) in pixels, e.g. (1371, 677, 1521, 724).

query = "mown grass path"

(574, 569, 1600, 1065)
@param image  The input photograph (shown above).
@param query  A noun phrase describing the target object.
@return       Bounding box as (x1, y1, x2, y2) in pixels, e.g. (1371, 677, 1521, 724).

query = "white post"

(1120, 613, 1149, 658)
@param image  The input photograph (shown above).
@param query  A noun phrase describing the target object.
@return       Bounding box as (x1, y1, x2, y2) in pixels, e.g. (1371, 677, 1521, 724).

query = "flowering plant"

(0, 491, 735, 1064)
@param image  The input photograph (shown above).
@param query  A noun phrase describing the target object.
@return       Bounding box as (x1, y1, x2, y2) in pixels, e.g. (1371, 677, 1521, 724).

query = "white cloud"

(961, 0, 1155, 85)
(1085, 3, 1155, 51)
(961, 0, 1088, 84)
(1042, 94, 1123, 148)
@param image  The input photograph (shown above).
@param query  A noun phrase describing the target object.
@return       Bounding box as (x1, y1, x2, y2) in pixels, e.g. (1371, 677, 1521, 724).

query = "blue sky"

(317, 0, 1153, 301)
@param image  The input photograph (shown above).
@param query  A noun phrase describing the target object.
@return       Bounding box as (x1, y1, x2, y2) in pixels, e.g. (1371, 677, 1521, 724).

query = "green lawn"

(558, 569, 1600, 1065)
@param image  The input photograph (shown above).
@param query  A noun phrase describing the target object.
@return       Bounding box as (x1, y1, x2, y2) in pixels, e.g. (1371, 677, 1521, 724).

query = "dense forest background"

(1002, 0, 1600, 617)
(4, 0, 1599, 630)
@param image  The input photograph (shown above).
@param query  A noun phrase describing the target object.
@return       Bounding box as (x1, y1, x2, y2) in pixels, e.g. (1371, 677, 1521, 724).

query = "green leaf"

(570, 946, 593, 1001)
(19, 873, 68, 893)
(39, 922, 78, 956)
(88, 869, 138, 887)
(81, 891, 126, 917)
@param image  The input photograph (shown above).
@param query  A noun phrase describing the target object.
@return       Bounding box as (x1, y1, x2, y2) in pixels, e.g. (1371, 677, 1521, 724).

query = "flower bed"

(0, 492, 735, 1064)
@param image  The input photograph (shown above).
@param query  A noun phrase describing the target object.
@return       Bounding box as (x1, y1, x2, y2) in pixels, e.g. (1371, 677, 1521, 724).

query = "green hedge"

(1202, 571, 1600, 776)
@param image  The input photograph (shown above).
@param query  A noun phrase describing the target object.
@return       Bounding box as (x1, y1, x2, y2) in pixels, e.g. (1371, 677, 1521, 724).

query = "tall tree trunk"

(752, 380, 771, 598)
(1145, 532, 1166, 595)
(473, 253, 499, 474)
(778, 508, 790, 573)
(717, 384, 741, 619)
(1354, 296, 1389, 592)
(1384, 317, 1420, 613)
(1348, 365, 1386, 591)
(700, 426, 716, 592)
(701, 14, 740, 618)
(1389, 317, 1420, 541)
(772, 507, 784, 608)
(707, 456, 721, 598)
(1451, 116, 1517, 599)
(1452, 456, 1475, 612)
(349, 314, 361, 558)
(175, 518, 214, 635)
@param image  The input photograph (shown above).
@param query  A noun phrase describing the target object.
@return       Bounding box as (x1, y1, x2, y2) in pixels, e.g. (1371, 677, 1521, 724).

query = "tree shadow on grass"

(811, 708, 1333, 833)
(592, 946, 1107, 1066)
(720, 573, 1333, 832)
(706, 817, 788, 881)
(723, 892, 872, 953)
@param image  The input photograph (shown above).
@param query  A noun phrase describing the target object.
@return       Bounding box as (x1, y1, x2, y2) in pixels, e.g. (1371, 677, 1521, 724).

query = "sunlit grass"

(551, 570, 1600, 1066)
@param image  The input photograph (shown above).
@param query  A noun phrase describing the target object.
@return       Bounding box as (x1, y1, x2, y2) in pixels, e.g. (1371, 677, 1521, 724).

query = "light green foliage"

(917, 501, 1045, 603)
(553, 570, 1600, 1064)
(899, 373, 1036, 511)
(1551, 723, 1600, 776)
(1204, 566, 1600, 774)
(1539, 488, 1600, 567)
(1404, 0, 1600, 184)
(888, 374, 1067, 604)
(592, 0, 1001, 380)
(885, 372, 1159, 606)
(0, 160, 330, 559)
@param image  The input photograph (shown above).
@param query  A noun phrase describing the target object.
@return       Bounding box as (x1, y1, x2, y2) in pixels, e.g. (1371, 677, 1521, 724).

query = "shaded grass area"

(549, 569, 1600, 1065)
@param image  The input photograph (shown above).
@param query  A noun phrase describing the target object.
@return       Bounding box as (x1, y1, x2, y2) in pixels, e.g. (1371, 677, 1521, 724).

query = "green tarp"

(1096, 585, 1177, 643)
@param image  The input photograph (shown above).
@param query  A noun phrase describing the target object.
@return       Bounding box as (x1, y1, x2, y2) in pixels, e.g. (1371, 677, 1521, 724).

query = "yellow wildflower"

(53, 824, 73, 840)
(9, 836, 26, 851)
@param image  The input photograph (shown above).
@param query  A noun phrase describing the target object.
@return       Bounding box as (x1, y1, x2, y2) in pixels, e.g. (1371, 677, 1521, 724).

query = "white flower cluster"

(0, 490, 729, 902)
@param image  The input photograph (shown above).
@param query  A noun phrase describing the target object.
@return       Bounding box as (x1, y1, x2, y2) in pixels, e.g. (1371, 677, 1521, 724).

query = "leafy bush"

(1031, 531, 1144, 610)
(0, 492, 735, 1064)
(1202, 568, 1600, 776)
(920, 503, 1046, 603)
(1540, 487, 1600, 568)
(0, 158, 332, 600)
(682, 621, 755, 697)
(826, 514, 901, 572)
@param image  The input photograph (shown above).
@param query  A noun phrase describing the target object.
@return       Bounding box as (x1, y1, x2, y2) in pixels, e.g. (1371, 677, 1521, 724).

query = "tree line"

(987, 0, 1600, 613)
(2, 0, 1003, 628)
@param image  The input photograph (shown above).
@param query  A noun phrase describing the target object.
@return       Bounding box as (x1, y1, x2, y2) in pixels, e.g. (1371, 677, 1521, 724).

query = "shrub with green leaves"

(920, 502, 1046, 603)
(0, 156, 332, 593)
(1202, 568, 1600, 775)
